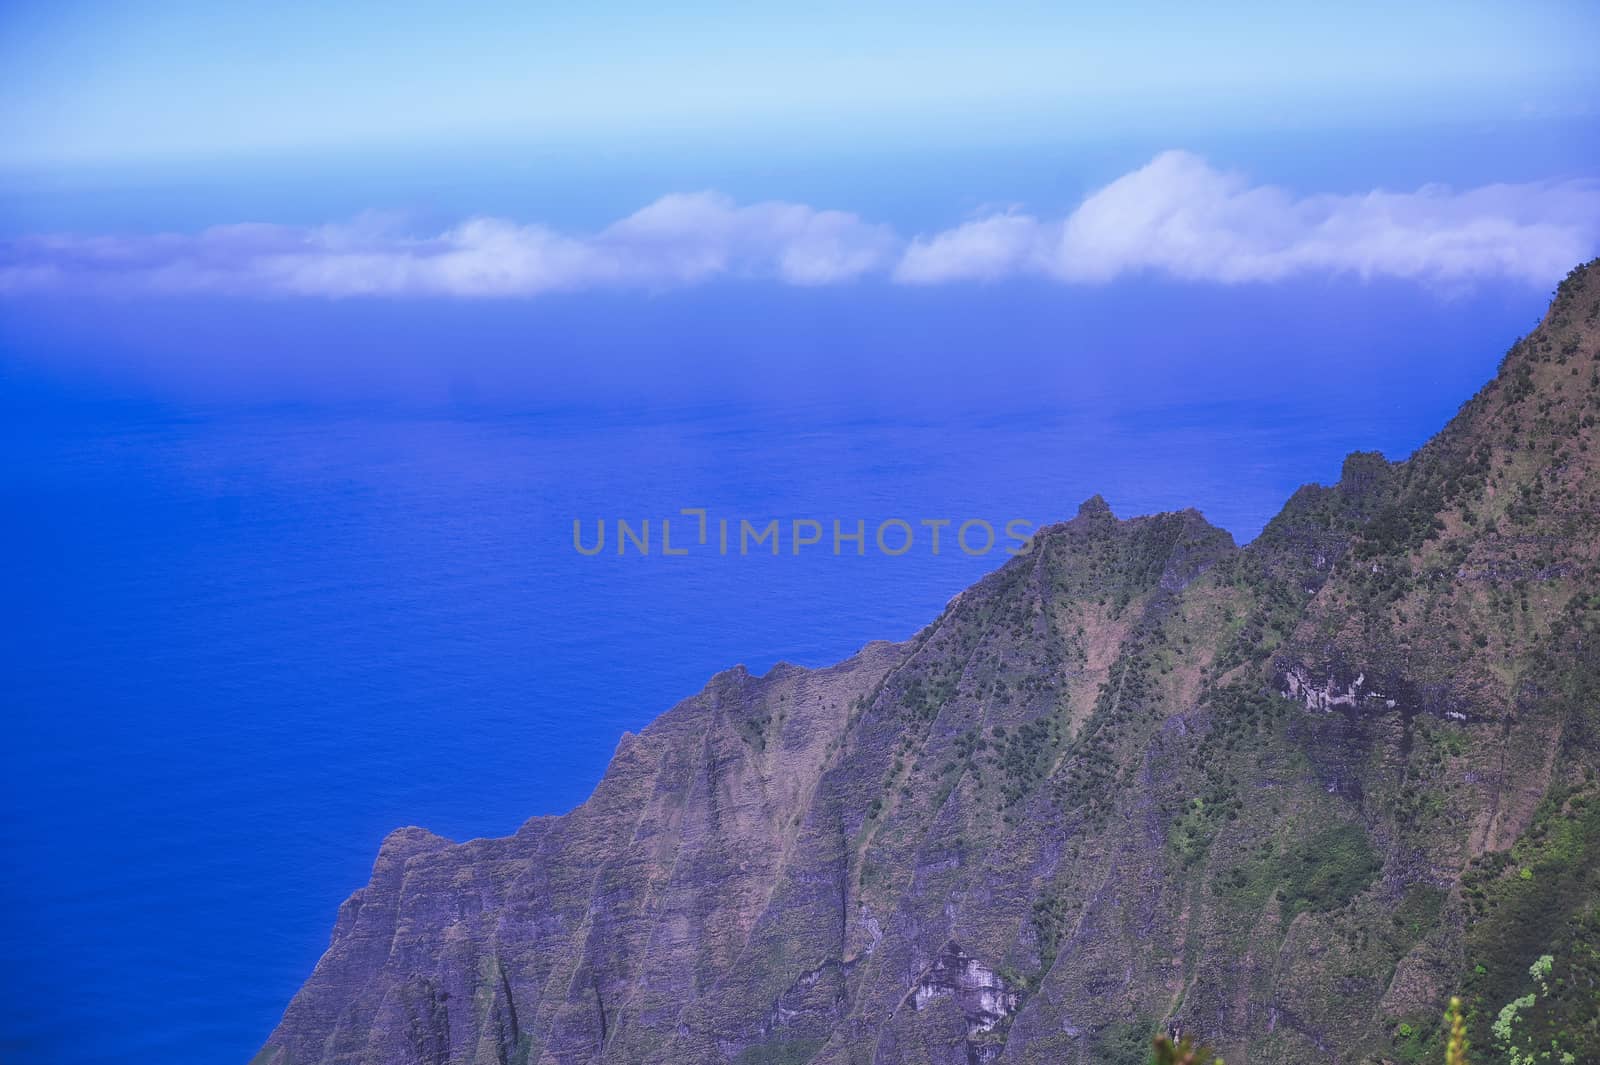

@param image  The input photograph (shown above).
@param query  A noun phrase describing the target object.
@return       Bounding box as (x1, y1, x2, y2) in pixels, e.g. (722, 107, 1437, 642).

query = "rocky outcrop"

(255, 261, 1600, 1065)
(912, 945, 1019, 1035)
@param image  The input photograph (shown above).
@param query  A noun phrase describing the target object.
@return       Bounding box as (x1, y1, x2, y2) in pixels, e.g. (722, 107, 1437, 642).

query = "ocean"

(0, 276, 1545, 1062)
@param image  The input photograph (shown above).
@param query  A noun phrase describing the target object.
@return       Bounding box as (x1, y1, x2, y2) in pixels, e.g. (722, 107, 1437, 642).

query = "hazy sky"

(1, 2, 1596, 366)
(4, 1, 1598, 167)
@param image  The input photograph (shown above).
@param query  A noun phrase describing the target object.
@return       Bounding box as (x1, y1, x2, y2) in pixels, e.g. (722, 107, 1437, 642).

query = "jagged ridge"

(255, 262, 1600, 1065)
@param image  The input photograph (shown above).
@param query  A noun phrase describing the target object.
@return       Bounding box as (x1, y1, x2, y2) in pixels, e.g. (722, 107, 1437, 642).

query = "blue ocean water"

(0, 277, 1549, 1063)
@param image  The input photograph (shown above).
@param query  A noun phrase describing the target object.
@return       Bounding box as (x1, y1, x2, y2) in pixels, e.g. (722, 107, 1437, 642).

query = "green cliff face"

(256, 262, 1600, 1065)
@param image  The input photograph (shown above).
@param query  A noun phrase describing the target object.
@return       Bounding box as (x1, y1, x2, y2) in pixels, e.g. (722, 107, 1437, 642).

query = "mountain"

(254, 262, 1600, 1065)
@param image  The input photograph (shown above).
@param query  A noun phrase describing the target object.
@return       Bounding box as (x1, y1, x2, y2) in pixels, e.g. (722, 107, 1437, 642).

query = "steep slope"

(256, 262, 1600, 1065)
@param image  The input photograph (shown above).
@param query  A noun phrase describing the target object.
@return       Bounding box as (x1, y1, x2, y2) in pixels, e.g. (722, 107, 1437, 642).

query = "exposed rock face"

(255, 262, 1600, 1065)
(912, 944, 1020, 1036)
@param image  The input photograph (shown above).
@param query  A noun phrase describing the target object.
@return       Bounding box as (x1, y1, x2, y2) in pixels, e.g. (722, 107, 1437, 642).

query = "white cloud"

(3, 154, 1596, 297)
(601, 193, 897, 286)
(899, 151, 1600, 287)
(0, 194, 897, 298)
(894, 211, 1049, 283)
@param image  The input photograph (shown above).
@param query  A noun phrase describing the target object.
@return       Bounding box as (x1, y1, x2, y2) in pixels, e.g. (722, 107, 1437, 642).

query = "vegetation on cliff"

(256, 262, 1600, 1065)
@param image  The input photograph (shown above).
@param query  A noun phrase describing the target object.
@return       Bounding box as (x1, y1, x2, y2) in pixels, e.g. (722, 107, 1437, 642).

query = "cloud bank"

(897, 152, 1600, 287)
(5, 152, 1597, 297)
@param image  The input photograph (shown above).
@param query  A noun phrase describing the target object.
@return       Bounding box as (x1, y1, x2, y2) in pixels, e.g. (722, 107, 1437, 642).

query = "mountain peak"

(1553, 256, 1600, 309)
(1075, 493, 1114, 520)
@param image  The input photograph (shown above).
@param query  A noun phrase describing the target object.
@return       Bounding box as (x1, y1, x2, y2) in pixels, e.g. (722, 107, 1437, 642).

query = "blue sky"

(1, 1, 1597, 405)
(3, 1, 1598, 167)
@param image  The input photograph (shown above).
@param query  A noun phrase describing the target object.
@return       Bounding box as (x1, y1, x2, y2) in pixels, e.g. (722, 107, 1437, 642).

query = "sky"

(0, 2, 1598, 399)
(2, 1, 1598, 168)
